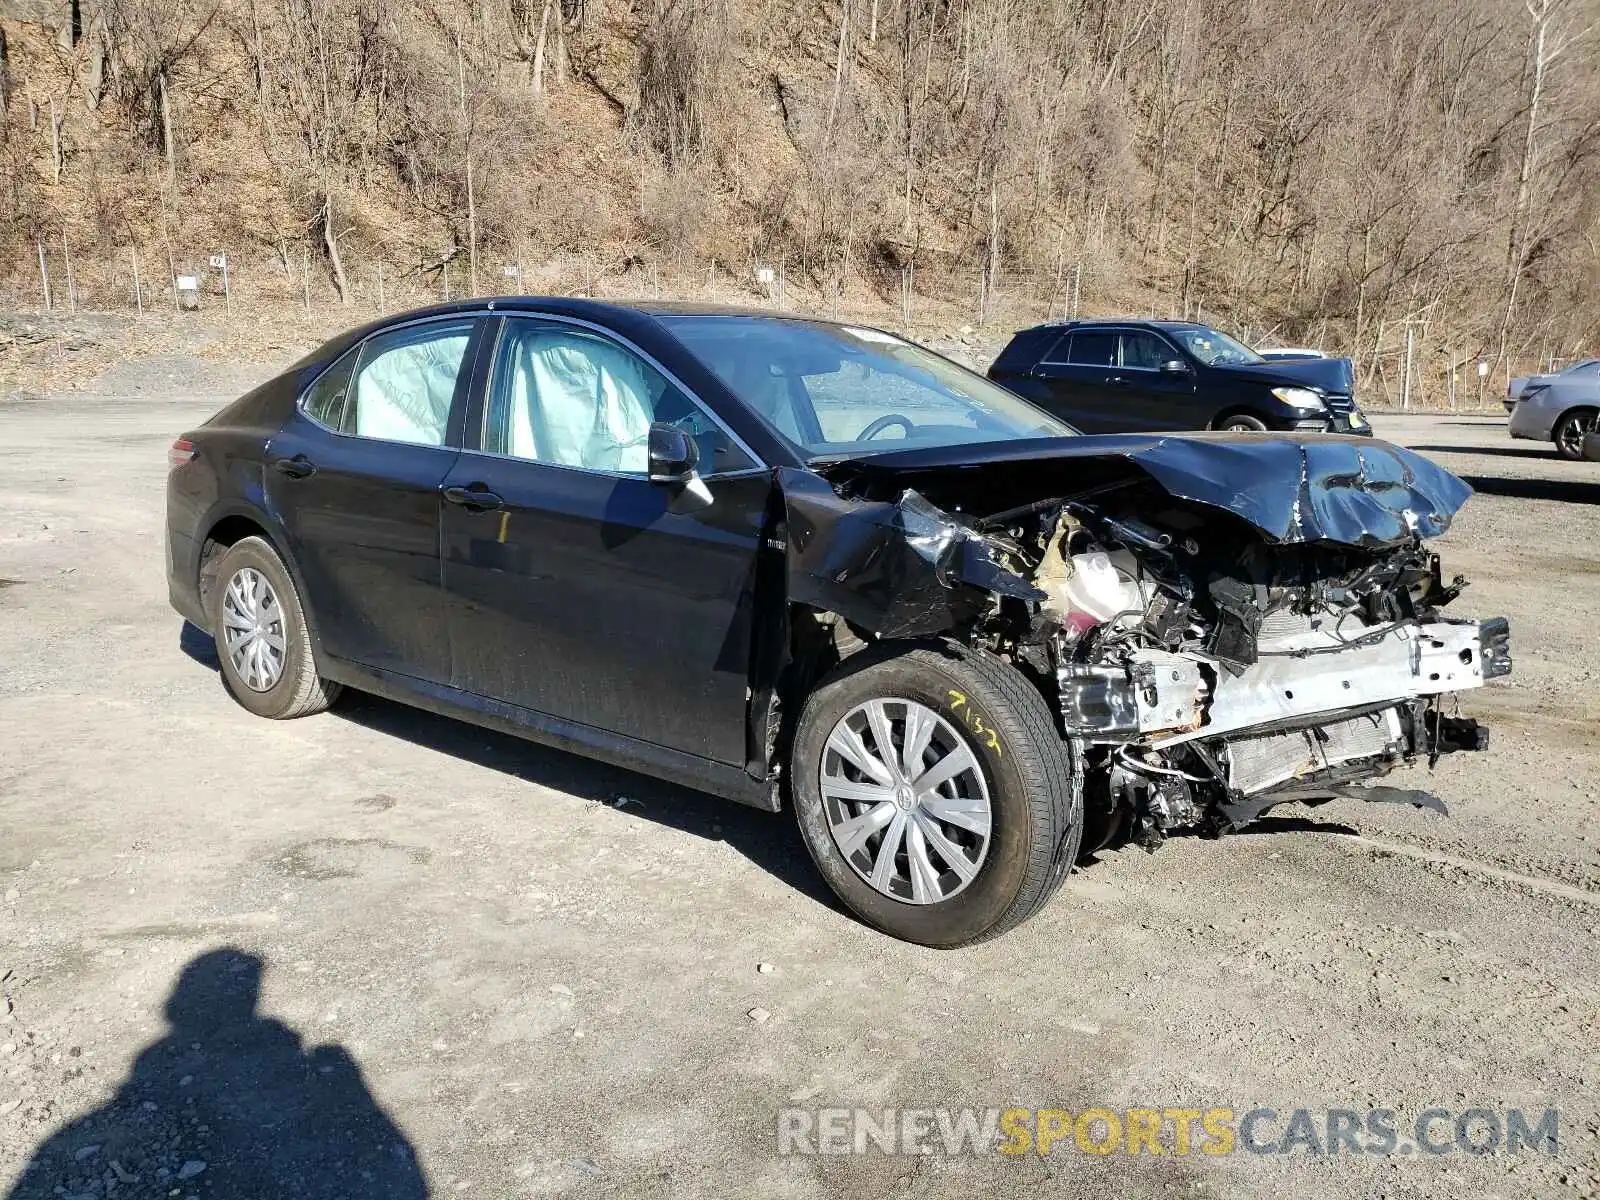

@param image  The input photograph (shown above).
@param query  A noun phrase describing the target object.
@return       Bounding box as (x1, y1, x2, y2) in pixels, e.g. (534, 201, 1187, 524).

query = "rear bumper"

(1508, 400, 1555, 440)
(165, 520, 208, 631)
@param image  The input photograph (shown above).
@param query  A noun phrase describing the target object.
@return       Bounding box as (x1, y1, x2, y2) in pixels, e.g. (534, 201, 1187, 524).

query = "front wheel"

(1552, 409, 1596, 461)
(208, 536, 342, 719)
(790, 644, 1082, 946)
(1216, 412, 1268, 432)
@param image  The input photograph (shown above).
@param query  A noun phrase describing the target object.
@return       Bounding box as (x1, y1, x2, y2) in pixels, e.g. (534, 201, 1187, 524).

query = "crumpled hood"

(820, 432, 1472, 548)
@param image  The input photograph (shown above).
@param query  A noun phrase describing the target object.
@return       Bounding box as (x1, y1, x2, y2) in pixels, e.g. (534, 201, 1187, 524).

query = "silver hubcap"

(820, 698, 992, 905)
(221, 567, 287, 692)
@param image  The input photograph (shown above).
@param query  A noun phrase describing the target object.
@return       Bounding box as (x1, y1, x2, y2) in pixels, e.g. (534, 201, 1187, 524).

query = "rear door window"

(341, 319, 476, 446)
(1064, 331, 1117, 367)
(301, 349, 358, 428)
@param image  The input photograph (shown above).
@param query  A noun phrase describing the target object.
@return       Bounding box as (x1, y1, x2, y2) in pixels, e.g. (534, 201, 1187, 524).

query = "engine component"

(1109, 761, 1202, 851)
(1426, 711, 1490, 754)
(1062, 552, 1143, 624)
(1478, 616, 1512, 679)
(1223, 708, 1402, 796)
(1149, 619, 1484, 748)
(1058, 648, 1208, 739)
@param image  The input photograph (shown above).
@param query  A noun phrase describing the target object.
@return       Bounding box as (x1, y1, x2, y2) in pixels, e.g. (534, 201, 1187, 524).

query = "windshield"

(1171, 326, 1264, 366)
(660, 316, 1074, 456)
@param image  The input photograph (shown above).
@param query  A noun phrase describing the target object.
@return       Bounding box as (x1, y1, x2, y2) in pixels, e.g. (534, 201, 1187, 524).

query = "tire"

(1552, 408, 1595, 461)
(208, 536, 342, 719)
(1216, 412, 1268, 432)
(790, 642, 1082, 947)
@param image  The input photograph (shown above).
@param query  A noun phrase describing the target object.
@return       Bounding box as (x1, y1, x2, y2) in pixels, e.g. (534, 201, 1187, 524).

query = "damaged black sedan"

(166, 300, 1511, 947)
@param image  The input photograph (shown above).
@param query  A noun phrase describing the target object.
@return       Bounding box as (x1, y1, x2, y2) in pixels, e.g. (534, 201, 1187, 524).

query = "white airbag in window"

(355, 334, 469, 445)
(511, 332, 653, 472)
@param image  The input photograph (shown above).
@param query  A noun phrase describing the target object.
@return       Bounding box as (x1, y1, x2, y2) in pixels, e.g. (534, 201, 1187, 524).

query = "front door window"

(482, 320, 756, 474)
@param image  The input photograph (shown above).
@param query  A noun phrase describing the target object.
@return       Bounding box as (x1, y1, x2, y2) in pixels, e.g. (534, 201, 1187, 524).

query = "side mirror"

(647, 421, 714, 513)
(1159, 359, 1191, 376)
(647, 422, 700, 485)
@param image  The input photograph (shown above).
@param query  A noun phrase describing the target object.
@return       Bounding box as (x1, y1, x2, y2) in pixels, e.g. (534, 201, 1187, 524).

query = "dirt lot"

(1, 351, 1598, 1198)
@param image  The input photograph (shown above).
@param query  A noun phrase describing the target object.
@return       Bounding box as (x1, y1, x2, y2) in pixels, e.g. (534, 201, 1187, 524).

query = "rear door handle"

(271, 454, 317, 479)
(1108, 375, 1128, 386)
(442, 484, 504, 512)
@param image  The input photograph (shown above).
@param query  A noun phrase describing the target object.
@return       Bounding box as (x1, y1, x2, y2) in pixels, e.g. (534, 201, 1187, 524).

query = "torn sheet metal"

(822, 433, 1474, 548)
(777, 468, 1042, 638)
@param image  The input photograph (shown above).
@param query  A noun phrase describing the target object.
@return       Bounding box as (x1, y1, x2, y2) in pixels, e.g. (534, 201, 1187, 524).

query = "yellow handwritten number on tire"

(946, 689, 1003, 758)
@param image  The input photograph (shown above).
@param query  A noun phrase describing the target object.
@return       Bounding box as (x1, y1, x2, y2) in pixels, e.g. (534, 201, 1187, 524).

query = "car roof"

(303, 297, 868, 375)
(1020, 317, 1208, 334)
(377, 296, 838, 323)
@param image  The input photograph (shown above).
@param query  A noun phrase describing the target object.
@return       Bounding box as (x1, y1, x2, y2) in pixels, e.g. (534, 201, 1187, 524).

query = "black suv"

(988, 318, 1369, 435)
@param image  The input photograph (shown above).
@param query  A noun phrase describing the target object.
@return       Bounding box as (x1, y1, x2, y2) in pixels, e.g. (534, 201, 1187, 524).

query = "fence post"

(36, 238, 51, 311)
(166, 238, 179, 312)
(131, 246, 144, 316)
(61, 231, 75, 313)
(1400, 324, 1414, 411)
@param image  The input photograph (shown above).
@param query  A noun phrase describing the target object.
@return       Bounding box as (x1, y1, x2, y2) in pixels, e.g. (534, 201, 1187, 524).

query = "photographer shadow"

(5, 948, 428, 1200)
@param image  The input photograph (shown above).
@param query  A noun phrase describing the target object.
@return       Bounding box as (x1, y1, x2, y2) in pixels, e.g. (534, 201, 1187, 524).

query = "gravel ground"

(1, 350, 1597, 1199)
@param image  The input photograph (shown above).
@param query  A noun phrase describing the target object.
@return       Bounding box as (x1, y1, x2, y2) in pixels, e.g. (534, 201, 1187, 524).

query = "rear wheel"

(208, 536, 341, 719)
(790, 643, 1081, 946)
(1552, 408, 1595, 461)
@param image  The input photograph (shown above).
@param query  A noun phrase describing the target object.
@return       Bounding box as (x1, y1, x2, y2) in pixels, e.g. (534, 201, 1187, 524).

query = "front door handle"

(271, 454, 317, 479)
(1107, 375, 1128, 386)
(442, 484, 504, 512)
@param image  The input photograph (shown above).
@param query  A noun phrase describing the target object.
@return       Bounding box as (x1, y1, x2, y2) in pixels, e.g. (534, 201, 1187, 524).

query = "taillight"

(169, 437, 197, 470)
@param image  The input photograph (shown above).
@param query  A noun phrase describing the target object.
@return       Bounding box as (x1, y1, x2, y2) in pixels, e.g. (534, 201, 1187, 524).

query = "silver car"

(1507, 358, 1600, 459)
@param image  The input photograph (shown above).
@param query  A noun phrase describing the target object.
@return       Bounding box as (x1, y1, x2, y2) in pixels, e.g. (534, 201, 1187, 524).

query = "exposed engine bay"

(777, 433, 1512, 851)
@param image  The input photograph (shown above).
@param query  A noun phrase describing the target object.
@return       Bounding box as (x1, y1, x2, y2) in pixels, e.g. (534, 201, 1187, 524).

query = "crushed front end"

(784, 433, 1511, 851)
(1035, 513, 1510, 850)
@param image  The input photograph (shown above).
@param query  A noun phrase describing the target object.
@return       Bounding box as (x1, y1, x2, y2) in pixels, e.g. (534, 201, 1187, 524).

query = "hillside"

(2, 0, 1598, 403)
